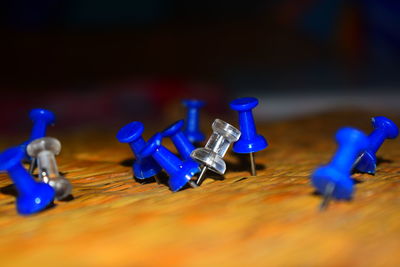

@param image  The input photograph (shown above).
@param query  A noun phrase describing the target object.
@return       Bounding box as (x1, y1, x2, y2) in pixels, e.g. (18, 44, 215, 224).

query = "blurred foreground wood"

(0, 111, 399, 266)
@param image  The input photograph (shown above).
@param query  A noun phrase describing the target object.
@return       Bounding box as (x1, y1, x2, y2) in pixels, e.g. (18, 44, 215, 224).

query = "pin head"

(372, 116, 399, 139)
(161, 120, 184, 138)
(17, 182, 55, 215)
(191, 148, 226, 175)
(48, 177, 72, 200)
(182, 99, 205, 108)
(353, 151, 376, 174)
(169, 159, 200, 192)
(230, 97, 258, 111)
(233, 135, 267, 154)
(117, 122, 144, 143)
(312, 166, 354, 200)
(27, 137, 61, 157)
(0, 147, 25, 171)
(29, 109, 56, 124)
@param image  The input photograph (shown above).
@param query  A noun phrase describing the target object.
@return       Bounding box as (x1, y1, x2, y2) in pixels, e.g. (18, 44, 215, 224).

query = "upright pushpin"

(161, 120, 198, 163)
(191, 119, 241, 185)
(230, 97, 268, 176)
(117, 122, 162, 180)
(27, 137, 72, 200)
(311, 127, 368, 211)
(140, 133, 199, 192)
(0, 147, 55, 215)
(182, 99, 205, 143)
(353, 116, 399, 174)
(22, 108, 56, 173)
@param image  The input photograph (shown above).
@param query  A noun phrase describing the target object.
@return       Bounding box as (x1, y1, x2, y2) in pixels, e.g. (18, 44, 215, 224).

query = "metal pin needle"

(249, 152, 256, 176)
(29, 158, 36, 174)
(319, 182, 335, 211)
(196, 166, 207, 185)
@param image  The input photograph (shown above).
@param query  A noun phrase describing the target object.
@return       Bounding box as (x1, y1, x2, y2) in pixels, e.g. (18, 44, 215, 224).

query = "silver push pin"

(191, 119, 241, 185)
(27, 137, 72, 200)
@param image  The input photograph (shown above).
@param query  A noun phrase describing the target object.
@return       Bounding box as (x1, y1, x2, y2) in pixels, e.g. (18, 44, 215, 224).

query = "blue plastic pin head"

(353, 116, 399, 174)
(21, 108, 56, 169)
(182, 99, 205, 143)
(230, 97, 268, 176)
(117, 121, 162, 179)
(141, 133, 200, 192)
(0, 147, 55, 215)
(29, 108, 56, 141)
(311, 127, 368, 210)
(161, 120, 198, 162)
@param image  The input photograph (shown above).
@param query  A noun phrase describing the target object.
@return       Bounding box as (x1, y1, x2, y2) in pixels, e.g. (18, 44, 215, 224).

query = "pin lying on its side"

(116, 121, 162, 180)
(353, 116, 399, 174)
(0, 147, 55, 215)
(141, 133, 199, 192)
(230, 97, 268, 176)
(191, 119, 241, 185)
(311, 127, 368, 211)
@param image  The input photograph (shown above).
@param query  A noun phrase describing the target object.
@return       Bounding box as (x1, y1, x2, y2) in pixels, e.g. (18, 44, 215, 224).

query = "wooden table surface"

(0, 111, 399, 267)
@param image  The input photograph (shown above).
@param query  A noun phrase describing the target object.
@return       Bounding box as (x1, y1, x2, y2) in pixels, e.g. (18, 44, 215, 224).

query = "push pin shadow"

(27, 137, 72, 200)
(353, 116, 399, 174)
(191, 119, 241, 185)
(312, 127, 368, 211)
(230, 97, 268, 176)
(0, 147, 55, 215)
(141, 133, 199, 192)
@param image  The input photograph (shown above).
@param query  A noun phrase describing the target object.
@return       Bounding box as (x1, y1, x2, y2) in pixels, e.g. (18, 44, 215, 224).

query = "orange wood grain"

(0, 111, 399, 266)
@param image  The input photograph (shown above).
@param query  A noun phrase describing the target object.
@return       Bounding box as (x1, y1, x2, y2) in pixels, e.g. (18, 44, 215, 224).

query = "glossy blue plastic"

(29, 108, 56, 141)
(116, 121, 162, 179)
(230, 97, 268, 153)
(0, 147, 55, 215)
(353, 116, 399, 174)
(141, 133, 200, 192)
(311, 127, 368, 200)
(182, 99, 205, 143)
(20, 108, 56, 155)
(161, 120, 198, 162)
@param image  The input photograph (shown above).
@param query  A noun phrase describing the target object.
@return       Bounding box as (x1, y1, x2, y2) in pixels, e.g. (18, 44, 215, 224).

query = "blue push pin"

(0, 147, 55, 215)
(311, 127, 368, 211)
(161, 119, 198, 163)
(29, 108, 56, 141)
(353, 116, 399, 174)
(182, 99, 205, 143)
(230, 97, 268, 176)
(140, 133, 199, 192)
(22, 108, 56, 173)
(116, 121, 162, 180)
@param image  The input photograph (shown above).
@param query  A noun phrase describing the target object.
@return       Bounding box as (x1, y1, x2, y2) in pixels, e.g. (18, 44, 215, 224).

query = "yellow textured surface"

(0, 111, 399, 266)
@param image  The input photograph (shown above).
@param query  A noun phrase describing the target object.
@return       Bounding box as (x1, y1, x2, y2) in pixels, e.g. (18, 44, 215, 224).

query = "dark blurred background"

(0, 0, 399, 132)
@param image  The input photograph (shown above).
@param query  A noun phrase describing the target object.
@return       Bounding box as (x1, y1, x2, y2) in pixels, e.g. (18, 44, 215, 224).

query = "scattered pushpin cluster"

(0, 98, 396, 217)
(0, 108, 72, 215)
(117, 97, 268, 192)
(311, 116, 399, 210)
